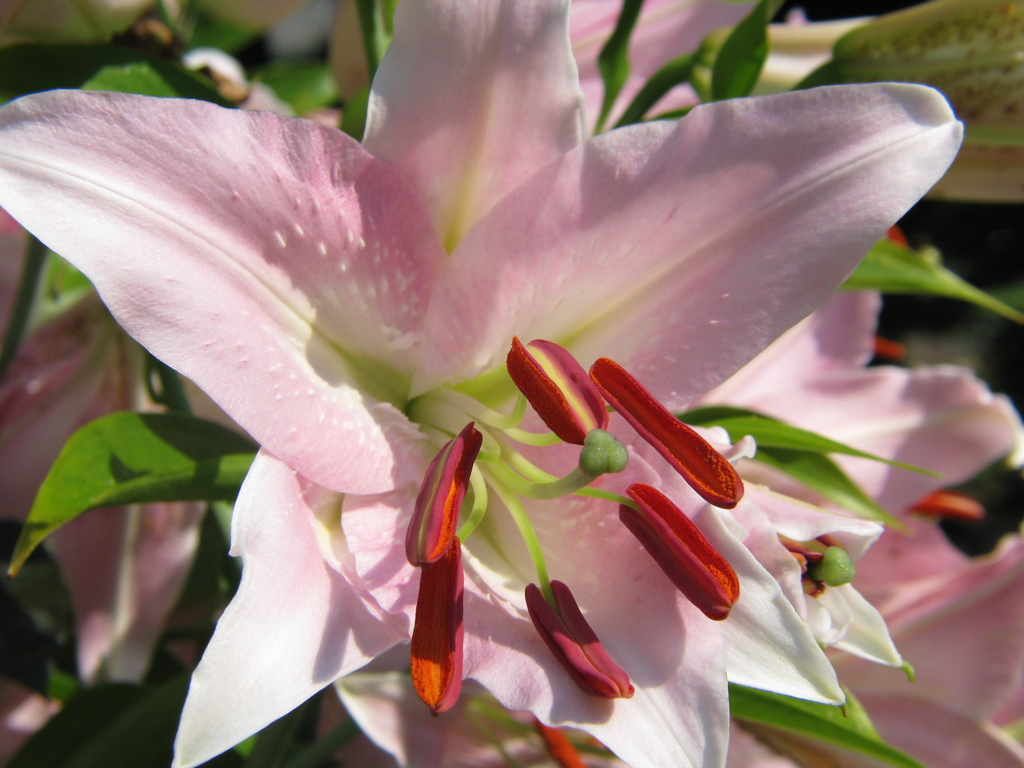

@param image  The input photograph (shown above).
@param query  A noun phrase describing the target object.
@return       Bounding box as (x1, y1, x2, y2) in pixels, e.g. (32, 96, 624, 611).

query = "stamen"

(507, 337, 608, 445)
(621, 484, 740, 620)
(909, 489, 985, 521)
(590, 358, 743, 509)
(525, 581, 634, 699)
(411, 538, 464, 715)
(873, 335, 907, 362)
(534, 719, 589, 768)
(406, 423, 482, 566)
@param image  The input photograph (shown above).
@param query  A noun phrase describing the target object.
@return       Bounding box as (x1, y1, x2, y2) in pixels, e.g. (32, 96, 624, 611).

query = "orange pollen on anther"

(411, 538, 464, 715)
(534, 719, 589, 768)
(590, 357, 743, 508)
(909, 489, 985, 522)
(406, 423, 481, 566)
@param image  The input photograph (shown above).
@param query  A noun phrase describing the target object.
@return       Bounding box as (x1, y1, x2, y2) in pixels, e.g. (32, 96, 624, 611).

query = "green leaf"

(594, 0, 643, 133)
(9, 412, 256, 575)
(843, 237, 1024, 323)
(614, 51, 697, 128)
(354, 0, 390, 80)
(254, 60, 339, 115)
(709, 0, 773, 100)
(341, 86, 370, 141)
(0, 43, 228, 104)
(185, 10, 261, 53)
(756, 447, 900, 526)
(730, 684, 928, 768)
(680, 405, 937, 475)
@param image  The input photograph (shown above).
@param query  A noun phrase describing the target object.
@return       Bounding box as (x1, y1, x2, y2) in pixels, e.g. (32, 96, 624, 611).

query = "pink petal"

(0, 90, 445, 494)
(0, 680, 58, 765)
(0, 297, 119, 518)
(753, 365, 1022, 512)
(853, 517, 970, 602)
(173, 452, 404, 768)
(363, 0, 586, 248)
(51, 502, 202, 683)
(840, 532, 1024, 722)
(461, 574, 730, 768)
(858, 695, 1024, 768)
(701, 291, 881, 406)
(419, 84, 961, 400)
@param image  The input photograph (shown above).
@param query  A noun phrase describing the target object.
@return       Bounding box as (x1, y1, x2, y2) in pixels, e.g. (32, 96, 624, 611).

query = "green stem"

(354, 0, 387, 80)
(0, 235, 47, 382)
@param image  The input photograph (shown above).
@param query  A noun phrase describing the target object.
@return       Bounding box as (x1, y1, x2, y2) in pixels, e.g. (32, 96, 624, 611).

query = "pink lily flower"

(0, 0, 961, 764)
(0, 224, 202, 684)
(330, 0, 753, 124)
(689, 288, 1021, 660)
(699, 290, 1023, 514)
(670, 290, 1024, 766)
(725, 518, 1024, 768)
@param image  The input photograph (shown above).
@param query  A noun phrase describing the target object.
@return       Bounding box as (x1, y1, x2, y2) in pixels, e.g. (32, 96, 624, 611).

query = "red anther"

(411, 538, 464, 715)
(622, 484, 740, 620)
(534, 719, 589, 768)
(873, 335, 907, 362)
(406, 423, 482, 566)
(910, 489, 985, 522)
(886, 225, 909, 247)
(525, 581, 634, 700)
(780, 535, 826, 562)
(589, 358, 743, 508)
(507, 337, 608, 444)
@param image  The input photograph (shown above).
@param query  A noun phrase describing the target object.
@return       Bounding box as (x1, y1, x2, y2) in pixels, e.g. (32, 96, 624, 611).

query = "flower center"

(403, 337, 746, 712)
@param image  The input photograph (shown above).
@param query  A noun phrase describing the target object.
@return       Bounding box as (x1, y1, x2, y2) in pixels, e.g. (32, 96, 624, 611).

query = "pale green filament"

(501, 427, 563, 447)
(456, 466, 490, 541)
(487, 472, 553, 603)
